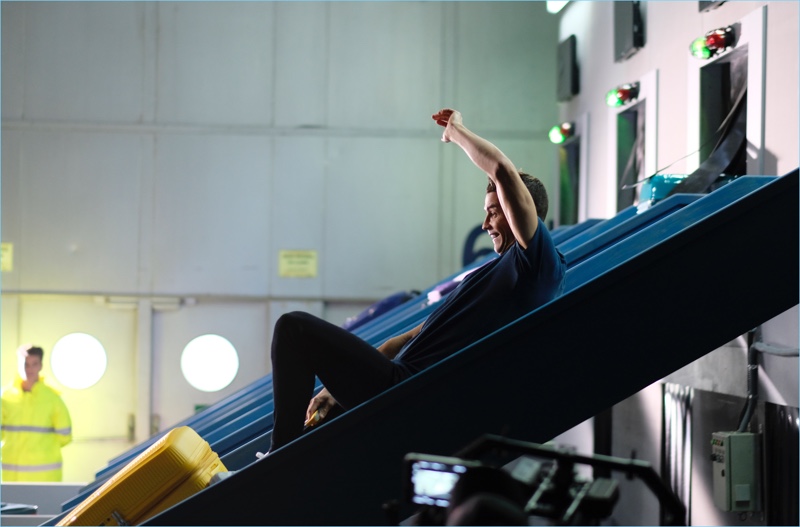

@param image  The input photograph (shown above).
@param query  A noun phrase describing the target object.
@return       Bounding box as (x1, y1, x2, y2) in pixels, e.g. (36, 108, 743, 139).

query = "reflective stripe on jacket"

(1, 376, 72, 482)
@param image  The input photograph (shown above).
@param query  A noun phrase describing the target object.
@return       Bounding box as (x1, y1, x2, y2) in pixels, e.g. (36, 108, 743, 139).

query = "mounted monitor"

(699, 1, 726, 13)
(557, 35, 579, 101)
(614, 1, 644, 62)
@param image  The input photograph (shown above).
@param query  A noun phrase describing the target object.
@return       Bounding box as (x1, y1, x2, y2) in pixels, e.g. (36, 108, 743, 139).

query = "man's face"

(482, 192, 514, 254)
(20, 354, 42, 383)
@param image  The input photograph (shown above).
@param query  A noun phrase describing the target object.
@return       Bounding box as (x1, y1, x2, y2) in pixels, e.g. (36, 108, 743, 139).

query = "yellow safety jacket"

(1, 375, 72, 481)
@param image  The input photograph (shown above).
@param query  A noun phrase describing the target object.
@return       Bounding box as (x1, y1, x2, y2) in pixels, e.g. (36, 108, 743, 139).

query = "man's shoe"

(208, 470, 237, 486)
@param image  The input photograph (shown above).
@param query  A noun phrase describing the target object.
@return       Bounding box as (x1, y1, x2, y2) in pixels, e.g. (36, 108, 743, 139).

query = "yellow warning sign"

(1, 243, 13, 272)
(278, 250, 318, 278)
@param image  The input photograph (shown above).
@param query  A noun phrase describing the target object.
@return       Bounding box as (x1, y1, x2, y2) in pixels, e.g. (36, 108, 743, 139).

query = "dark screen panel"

(614, 1, 644, 62)
(557, 35, 579, 101)
(698, 1, 726, 13)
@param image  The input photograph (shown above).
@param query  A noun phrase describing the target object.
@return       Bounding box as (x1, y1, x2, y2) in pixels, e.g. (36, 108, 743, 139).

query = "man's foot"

(255, 451, 270, 460)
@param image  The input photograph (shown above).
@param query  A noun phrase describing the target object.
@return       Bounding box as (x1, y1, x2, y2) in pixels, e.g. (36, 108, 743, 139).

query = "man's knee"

(272, 311, 318, 360)
(274, 311, 314, 332)
(277, 310, 327, 334)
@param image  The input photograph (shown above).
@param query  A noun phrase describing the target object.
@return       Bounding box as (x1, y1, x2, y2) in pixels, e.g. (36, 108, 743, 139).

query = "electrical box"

(711, 431, 761, 511)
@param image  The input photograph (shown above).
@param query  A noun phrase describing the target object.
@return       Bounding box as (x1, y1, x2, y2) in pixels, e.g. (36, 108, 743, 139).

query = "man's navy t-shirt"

(393, 223, 566, 375)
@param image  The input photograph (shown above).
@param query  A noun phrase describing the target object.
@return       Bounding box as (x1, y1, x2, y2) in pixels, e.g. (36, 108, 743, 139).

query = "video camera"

(405, 454, 483, 508)
(400, 434, 686, 526)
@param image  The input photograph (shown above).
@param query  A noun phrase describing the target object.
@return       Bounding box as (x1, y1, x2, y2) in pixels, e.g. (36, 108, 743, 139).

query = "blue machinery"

(61, 173, 798, 524)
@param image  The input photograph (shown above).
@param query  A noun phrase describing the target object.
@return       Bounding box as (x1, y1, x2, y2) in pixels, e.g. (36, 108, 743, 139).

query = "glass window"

(51, 333, 108, 389)
(180, 334, 239, 392)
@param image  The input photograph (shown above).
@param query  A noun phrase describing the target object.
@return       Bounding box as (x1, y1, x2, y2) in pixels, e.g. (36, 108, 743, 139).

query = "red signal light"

(690, 26, 735, 60)
(705, 27, 734, 51)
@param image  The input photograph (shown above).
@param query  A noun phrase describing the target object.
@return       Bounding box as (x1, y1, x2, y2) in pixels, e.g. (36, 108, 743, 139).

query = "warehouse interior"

(1, 2, 798, 525)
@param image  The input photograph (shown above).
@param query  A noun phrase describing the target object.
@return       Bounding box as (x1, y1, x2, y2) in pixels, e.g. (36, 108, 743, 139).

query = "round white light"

(180, 334, 239, 392)
(51, 333, 108, 390)
(546, 1, 569, 14)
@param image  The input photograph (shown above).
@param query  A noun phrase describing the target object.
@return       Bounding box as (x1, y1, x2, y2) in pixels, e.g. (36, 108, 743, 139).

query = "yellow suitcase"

(58, 426, 227, 526)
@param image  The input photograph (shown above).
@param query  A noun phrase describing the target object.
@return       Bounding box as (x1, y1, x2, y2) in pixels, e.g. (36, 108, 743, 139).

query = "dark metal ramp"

(147, 172, 798, 525)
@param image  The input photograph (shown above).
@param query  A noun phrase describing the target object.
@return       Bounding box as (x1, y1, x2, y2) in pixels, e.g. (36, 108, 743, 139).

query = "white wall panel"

(157, 2, 274, 126)
(328, 3, 444, 130)
(644, 2, 696, 176)
(17, 131, 144, 293)
(764, 1, 800, 174)
(151, 301, 270, 431)
(0, 296, 21, 390)
(152, 133, 271, 296)
(3, 1, 563, 299)
(1, 3, 25, 120)
(23, 2, 146, 123)
(455, 2, 557, 133)
(274, 3, 329, 128)
(1, 131, 22, 291)
(269, 137, 326, 298)
(323, 137, 441, 298)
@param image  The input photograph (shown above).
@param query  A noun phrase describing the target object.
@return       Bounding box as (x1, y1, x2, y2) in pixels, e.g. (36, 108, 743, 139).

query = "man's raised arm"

(433, 108, 539, 248)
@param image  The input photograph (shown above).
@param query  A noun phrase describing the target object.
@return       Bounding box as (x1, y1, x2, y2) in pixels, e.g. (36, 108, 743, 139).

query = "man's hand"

(431, 107, 539, 248)
(432, 108, 462, 143)
(306, 387, 337, 424)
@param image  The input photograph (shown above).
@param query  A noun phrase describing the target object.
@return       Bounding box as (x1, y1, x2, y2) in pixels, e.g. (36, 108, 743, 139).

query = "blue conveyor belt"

(145, 173, 797, 525)
(64, 197, 707, 512)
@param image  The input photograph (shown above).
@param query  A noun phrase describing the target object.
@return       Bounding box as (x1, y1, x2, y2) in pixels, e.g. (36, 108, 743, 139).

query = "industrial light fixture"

(605, 82, 640, 108)
(181, 334, 240, 392)
(51, 333, 108, 389)
(548, 122, 575, 144)
(546, 1, 569, 14)
(690, 26, 735, 59)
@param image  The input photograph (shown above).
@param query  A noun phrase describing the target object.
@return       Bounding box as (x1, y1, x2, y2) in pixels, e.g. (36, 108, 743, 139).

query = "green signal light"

(549, 125, 566, 144)
(606, 89, 623, 107)
(690, 37, 712, 59)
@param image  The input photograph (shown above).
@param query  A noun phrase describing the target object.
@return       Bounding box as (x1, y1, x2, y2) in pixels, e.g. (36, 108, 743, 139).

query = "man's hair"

(19, 345, 44, 361)
(486, 171, 549, 220)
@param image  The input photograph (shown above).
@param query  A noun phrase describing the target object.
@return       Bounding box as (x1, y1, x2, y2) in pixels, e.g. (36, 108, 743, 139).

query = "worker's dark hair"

(19, 345, 44, 360)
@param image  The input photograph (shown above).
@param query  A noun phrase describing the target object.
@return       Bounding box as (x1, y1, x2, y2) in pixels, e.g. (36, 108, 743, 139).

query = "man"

(1, 345, 73, 481)
(267, 109, 566, 453)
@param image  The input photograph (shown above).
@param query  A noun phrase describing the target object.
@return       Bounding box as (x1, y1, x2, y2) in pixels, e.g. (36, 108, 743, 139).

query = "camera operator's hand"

(306, 387, 337, 425)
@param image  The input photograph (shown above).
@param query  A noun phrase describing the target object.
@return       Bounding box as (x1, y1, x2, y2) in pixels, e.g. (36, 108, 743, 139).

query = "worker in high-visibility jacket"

(1, 344, 72, 481)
